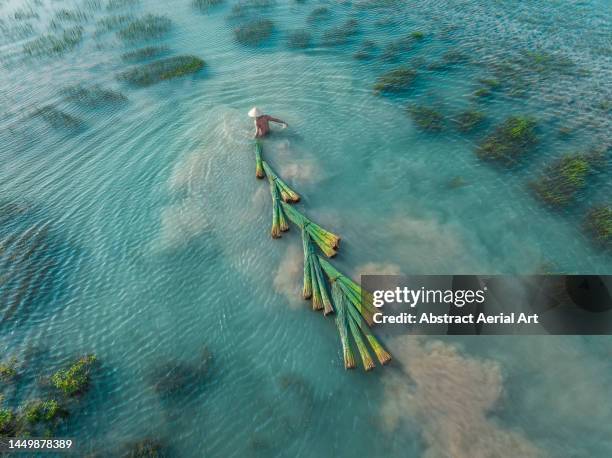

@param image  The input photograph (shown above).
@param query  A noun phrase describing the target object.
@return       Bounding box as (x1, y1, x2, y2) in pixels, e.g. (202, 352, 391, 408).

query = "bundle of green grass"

(119, 55, 205, 87)
(255, 142, 390, 371)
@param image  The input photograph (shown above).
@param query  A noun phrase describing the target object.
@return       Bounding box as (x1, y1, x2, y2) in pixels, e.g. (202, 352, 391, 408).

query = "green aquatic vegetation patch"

(23, 400, 63, 424)
(31, 106, 85, 130)
(228, 0, 275, 20)
(322, 19, 358, 46)
(14, 8, 39, 21)
(53, 8, 89, 23)
(307, 6, 330, 23)
(373, 66, 417, 94)
(106, 0, 140, 10)
(531, 152, 603, 207)
(353, 40, 377, 60)
(193, 0, 224, 11)
(96, 14, 133, 31)
(0, 358, 17, 382)
(50, 355, 97, 396)
(478, 77, 500, 89)
(411, 31, 424, 40)
(408, 105, 444, 131)
(117, 14, 172, 41)
(477, 116, 537, 165)
(121, 45, 169, 62)
(0, 408, 14, 435)
(380, 35, 416, 62)
(521, 49, 575, 74)
(234, 18, 274, 46)
(23, 26, 84, 56)
(122, 438, 166, 457)
(456, 110, 485, 132)
(585, 206, 611, 249)
(62, 84, 127, 107)
(473, 87, 492, 98)
(149, 348, 212, 396)
(287, 29, 311, 49)
(119, 55, 205, 87)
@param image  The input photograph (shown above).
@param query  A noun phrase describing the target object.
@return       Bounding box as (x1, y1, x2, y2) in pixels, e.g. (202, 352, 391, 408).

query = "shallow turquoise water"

(0, 0, 611, 456)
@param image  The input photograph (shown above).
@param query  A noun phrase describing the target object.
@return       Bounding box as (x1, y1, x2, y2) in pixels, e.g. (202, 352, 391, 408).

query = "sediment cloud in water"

(355, 262, 402, 276)
(386, 213, 484, 273)
(381, 336, 544, 458)
(157, 197, 209, 250)
(273, 244, 303, 309)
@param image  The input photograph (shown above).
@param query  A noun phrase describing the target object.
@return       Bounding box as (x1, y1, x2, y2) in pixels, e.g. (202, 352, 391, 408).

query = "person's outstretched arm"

(268, 116, 287, 126)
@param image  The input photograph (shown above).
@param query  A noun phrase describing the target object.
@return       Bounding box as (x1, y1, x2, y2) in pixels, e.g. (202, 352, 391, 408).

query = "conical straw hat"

(248, 106, 263, 118)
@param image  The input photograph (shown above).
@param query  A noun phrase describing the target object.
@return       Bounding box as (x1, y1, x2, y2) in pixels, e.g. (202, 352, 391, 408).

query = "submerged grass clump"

(585, 206, 611, 249)
(149, 348, 212, 397)
(287, 29, 311, 49)
(228, 0, 275, 20)
(106, 0, 140, 10)
(121, 45, 169, 62)
(53, 8, 89, 24)
(14, 8, 39, 21)
(307, 6, 330, 23)
(531, 152, 604, 207)
(373, 66, 417, 94)
(50, 355, 97, 396)
(0, 407, 14, 435)
(119, 55, 205, 87)
(0, 358, 17, 382)
(31, 106, 85, 131)
(408, 105, 443, 131)
(456, 109, 485, 132)
(23, 26, 84, 56)
(322, 19, 358, 46)
(193, 0, 224, 11)
(62, 84, 128, 107)
(23, 399, 64, 424)
(117, 14, 172, 41)
(477, 116, 537, 165)
(96, 14, 133, 31)
(234, 18, 274, 46)
(353, 40, 377, 60)
(122, 439, 167, 457)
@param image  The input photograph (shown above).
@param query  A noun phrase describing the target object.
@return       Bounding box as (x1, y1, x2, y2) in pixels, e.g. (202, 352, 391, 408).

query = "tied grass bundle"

(268, 174, 289, 238)
(281, 202, 339, 257)
(331, 280, 391, 371)
(332, 281, 355, 369)
(301, 229, 333, 314)
(255, 141, 264, 179)
(318, 256, 375, 325)
(262, 161, 300, 202)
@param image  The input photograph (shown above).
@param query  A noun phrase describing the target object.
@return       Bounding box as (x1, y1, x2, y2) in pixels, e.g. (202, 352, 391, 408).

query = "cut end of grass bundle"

(255, 141, 264, 179)
(281, 202, 339, 257)
(301, 229, 334, 314)
(268, 172, 288, 238)
(262, 161, 300, 202)
(318, 256, 375, 326)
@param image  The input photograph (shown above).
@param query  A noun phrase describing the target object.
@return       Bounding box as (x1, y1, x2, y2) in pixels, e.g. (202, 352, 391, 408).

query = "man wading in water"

(249, 107, 288, 138)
